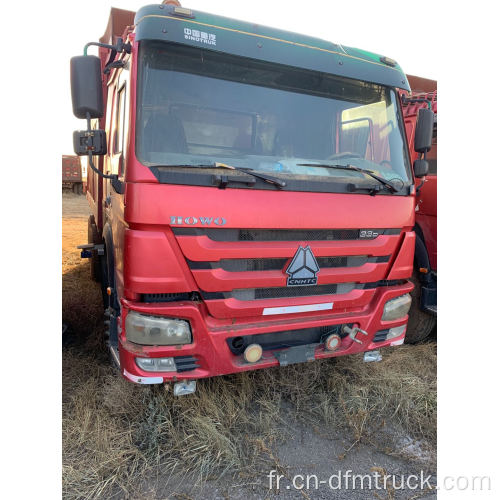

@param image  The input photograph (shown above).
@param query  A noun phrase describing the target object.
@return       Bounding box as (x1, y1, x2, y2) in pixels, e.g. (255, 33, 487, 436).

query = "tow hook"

(342, 325, 368, 344)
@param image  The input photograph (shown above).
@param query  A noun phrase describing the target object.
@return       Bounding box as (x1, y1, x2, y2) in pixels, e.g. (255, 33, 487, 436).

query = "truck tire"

(405, 271, 436, 344)
(88, 215, 102, 283)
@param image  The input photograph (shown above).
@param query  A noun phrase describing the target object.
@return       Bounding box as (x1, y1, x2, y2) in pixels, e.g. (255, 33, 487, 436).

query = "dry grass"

(62, 200, 436, 499)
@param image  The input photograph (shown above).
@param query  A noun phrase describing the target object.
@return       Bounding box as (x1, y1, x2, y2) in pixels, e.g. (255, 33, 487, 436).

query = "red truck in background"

(401, 75, 437, 342)
(70, 2, 434, 394)
(62, 155, 84, 194)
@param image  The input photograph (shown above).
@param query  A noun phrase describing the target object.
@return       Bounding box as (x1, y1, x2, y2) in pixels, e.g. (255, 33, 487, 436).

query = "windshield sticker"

(184, 28, 216, 46)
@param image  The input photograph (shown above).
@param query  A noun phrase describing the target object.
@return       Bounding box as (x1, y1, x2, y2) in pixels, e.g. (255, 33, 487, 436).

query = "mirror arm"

(85, 114, 113, 180)
(415, 151, 427, 195)
(83, 39, 131, 57)
(104, 60, 125, 74)
(103, 47, 117, 74)
(83, 39, 131, 75)
(416, 179, 426, 196)
(84, 114, 124, 194)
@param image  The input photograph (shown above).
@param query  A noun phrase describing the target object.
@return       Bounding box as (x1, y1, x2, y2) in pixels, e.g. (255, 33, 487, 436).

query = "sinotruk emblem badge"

(285, 246, 320, 286)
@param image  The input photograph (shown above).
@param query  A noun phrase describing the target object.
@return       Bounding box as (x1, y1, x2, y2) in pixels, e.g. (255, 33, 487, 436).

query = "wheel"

(88, 216, 102, 283)
(405, 270, 436, 343)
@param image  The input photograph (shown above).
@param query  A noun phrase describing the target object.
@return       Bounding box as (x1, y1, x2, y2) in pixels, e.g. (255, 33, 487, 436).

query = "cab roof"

(134, 4, 410, 91)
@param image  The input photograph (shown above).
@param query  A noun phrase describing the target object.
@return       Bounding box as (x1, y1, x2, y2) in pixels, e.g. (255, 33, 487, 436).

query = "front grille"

(188, 255, 389, 271)
(200, 280, 406, 301)
(142, 293, 191, 303)
(173, 227, 400, 241)
(173, 227, 403, 310)
(202, 283, 355, 301)
(250, 283, 347, 300)
(234, 229, 361, 241)
(219, 256, 362, 271)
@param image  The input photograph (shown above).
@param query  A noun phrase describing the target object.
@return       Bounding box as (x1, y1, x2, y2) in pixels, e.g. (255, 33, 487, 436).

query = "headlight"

(382, 294, 412, 321)
(125, 311, 192, 345)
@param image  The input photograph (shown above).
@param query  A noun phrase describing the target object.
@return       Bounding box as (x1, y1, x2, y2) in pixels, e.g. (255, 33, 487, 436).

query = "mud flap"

(420, 285, 437, 316)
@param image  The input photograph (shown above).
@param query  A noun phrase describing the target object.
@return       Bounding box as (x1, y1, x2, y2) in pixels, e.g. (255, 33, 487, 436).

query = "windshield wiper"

(160, 162, 286, 188)
(297, 163, 401, 194)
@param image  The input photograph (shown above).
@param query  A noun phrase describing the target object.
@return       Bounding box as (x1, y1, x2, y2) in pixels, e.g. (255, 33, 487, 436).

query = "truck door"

(106, 65, 130, 302)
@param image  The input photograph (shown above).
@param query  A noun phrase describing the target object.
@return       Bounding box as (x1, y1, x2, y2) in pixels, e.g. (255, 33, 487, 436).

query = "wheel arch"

(102, 222, 120, 311)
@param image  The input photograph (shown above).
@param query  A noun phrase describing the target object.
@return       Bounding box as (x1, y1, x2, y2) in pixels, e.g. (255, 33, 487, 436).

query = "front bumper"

(117, 280, 413, 384)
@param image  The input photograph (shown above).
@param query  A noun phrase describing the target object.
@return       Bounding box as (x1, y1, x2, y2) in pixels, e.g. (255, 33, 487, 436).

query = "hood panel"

(126, 183, 414, 229)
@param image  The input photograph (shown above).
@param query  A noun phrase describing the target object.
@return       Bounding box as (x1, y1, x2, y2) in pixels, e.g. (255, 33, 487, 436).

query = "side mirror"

(70, 55, 104, 119)
(414, 108, 434, 153)
(413, 159, 429, 178)
(73, 130, 107, 156)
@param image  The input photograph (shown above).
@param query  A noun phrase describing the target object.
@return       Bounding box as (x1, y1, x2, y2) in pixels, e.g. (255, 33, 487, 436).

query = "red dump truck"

(70, 2, 433, 393)
(401, 76, 437, 342)
(62, 155, 84, 194)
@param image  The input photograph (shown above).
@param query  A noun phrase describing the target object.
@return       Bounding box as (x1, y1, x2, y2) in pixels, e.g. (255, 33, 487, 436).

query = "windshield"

(136, 41, 412, 191)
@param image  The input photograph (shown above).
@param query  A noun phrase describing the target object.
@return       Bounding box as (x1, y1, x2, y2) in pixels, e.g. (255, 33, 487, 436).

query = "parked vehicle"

(70, 2, 433, 393)
(62, 155, 84, 194)
(401, 75, 437, 342)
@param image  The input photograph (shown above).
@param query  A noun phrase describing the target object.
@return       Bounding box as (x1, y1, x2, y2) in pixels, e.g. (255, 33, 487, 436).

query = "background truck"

(70, 1, 433, 393)
(62, 155, 84, 194)
(401, 75, 437, 342)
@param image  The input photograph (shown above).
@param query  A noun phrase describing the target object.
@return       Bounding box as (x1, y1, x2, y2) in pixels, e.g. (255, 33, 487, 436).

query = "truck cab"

(71, 3, 432, 392)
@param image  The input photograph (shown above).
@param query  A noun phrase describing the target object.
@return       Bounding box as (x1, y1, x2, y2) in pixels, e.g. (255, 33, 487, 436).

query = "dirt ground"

(62, 193, 437, 499)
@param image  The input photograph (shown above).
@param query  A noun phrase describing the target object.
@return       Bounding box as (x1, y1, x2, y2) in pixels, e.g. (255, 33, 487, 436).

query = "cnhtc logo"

(285, 246, 320, 287)
(184, 28, 216, 46)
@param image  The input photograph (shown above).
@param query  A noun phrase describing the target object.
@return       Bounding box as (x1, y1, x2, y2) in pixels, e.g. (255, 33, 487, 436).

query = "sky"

(62, 0, 439, 154)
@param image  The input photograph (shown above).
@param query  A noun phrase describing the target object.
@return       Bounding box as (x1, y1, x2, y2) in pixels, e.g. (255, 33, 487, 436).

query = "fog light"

(136, 357, 176, 372)
(382, 294, 411, 321)
(325, 334, 341, 351)
(126, 311, 192, 345)
(387, 324, 406, 339)
(244, 343, 263, 363)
